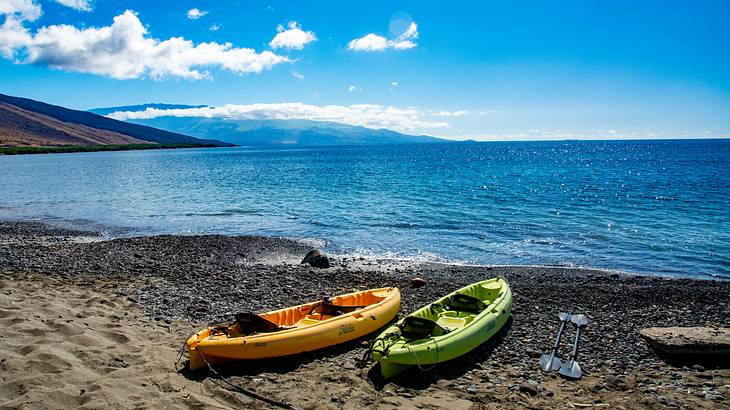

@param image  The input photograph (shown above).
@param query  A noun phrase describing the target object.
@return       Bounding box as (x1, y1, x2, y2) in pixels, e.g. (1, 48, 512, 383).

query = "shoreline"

(1, 220, 729, 408)
(2, 217, 724, 282)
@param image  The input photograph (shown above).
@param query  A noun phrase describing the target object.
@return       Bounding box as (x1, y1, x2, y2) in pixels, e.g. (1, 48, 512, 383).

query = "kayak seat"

(235, 313, 287, 335)
(399, 316, 448, 340)
(308, 297, 367, 317)
(446, 293, 487, 314)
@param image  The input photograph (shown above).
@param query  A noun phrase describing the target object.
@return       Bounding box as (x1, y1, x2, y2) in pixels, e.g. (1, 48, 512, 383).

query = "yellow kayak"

(186, 287, 401, 370)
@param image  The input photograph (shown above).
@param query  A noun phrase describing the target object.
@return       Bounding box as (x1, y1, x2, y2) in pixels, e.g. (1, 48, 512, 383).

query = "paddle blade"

(558, 312, 571, 322)
(571, 314, 588, 327)
(558, 359, 583, 379)
(539, 353, 561, 372)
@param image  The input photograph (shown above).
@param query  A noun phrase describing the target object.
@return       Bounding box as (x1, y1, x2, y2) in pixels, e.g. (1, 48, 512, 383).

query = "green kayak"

(370, 277, 512, 379)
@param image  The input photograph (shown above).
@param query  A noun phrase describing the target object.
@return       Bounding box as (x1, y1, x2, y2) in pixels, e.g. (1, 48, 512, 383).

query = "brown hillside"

(0, 102, 150, 147)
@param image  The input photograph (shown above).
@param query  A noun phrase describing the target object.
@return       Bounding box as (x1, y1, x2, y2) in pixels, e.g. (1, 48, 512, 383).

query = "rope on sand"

(196, 350, 296, 410)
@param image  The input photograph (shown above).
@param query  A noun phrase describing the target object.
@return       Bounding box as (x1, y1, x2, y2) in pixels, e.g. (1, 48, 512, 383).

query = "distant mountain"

(89, 103, 207, 116)
(92, 106, 445, 146)
(0, 94, 229, 147)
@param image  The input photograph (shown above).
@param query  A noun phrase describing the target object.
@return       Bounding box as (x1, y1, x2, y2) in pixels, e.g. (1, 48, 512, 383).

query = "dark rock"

(525, 347, 542, 358)
(518, 382, 539, 396)
(301, 249, 330, 269)
(603, 375, 628, 391)
(410, 277, 426, 288)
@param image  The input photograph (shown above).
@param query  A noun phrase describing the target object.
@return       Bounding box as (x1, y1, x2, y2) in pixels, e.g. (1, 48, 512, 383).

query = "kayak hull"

(372, 277, 512, 379)
(187, 287, 400, 370)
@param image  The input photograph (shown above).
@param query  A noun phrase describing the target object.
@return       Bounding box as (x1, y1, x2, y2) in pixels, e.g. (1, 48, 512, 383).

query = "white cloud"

(0, 16, 31, 58)
(347, 33, 388, 52)
(0, 9, 289, 79)
(432, 110, 470, 117)
(390, 81, 398, 87)
(105, 103, 449, 131)
(0, 0, 38, 57)
(0, 0, 41, 21)
(347, 85, 360, 92)
(186, 8, 208, 19)
(269, 21, 316, 50)
(291, 70, 303, 80)
(209, 23, 220, 31)
(348, 22, 418, 52)
(53, 0, 92, 12)
(442, 130, 714, 141)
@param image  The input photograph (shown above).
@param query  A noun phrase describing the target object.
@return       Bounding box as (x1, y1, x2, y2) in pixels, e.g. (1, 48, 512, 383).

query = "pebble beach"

(1, 220, 728, 409)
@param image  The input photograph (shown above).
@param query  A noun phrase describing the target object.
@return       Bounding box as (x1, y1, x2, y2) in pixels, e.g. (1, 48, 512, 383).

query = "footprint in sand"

(100, 330, 130, 344)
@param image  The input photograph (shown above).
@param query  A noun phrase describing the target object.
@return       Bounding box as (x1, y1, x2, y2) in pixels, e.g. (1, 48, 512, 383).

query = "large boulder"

(301, 249, 330, 269)
(639, 327, 730, 356)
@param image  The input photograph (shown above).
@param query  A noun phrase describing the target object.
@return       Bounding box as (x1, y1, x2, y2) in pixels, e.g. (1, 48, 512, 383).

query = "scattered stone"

(603, 375, 628, 391)
(518, 382, 539, 396)
(410, 277, 426, 288)
(525, 348, 542, 358)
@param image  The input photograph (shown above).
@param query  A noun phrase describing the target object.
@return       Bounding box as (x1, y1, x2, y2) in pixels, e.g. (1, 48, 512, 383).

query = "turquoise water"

(1, 140, 729, 279)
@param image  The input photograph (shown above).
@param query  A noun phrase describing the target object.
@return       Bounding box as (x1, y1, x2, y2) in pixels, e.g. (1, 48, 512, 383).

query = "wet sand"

(0, 221, 728, 409)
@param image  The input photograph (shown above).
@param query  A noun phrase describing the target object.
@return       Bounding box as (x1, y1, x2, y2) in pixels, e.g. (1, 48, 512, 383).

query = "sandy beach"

(1, 221, 728, 409)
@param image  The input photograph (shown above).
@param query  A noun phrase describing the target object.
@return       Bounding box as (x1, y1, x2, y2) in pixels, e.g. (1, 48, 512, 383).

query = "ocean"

(1, 139, 728, 279)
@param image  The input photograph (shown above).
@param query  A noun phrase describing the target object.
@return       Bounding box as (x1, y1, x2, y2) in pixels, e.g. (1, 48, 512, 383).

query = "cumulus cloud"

(0, 9, 289, 79)
(269, 21, 316, 50)
(0, 0, 38, 57)
(106, 103, 449, 131)
(0, 0, 41, 21)
(0, 16, 32, 57)
(53, 0, 92, 12)
(347, 85, 361, 92)
(209, 23, 220, 31)
(348, 22, 418, 52)
(186, 8, 207, 19)
(347, 34, 387, 52)
(291, 70, 303, 80)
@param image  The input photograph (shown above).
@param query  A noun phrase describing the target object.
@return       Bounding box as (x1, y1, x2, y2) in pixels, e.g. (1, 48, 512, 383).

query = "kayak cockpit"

(186, 287, 401, 371)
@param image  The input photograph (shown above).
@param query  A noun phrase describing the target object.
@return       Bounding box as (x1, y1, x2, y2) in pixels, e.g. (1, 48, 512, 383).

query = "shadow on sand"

(177, 319, 395, 381)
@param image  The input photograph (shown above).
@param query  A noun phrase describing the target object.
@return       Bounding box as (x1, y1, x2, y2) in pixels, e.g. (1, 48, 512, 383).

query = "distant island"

(90, 104, 445, 146)
(0, 93, 447, 155)
(0, 94, 231, 154)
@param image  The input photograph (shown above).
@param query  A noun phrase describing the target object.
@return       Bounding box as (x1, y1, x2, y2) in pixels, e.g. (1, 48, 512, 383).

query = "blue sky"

(1, 0, 729, 139)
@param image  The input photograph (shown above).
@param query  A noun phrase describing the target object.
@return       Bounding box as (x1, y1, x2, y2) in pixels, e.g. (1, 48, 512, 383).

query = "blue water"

(1, 140, 729, 279)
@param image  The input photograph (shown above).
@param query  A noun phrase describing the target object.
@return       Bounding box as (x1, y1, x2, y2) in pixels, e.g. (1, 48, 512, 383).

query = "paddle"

(559, 314, 589, 380)
(539, 312, 571, 372)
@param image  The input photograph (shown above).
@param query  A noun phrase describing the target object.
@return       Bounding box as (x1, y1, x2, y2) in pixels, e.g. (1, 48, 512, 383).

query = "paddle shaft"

(568, 325, 583, 361)
(552, 319, 568, 352)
